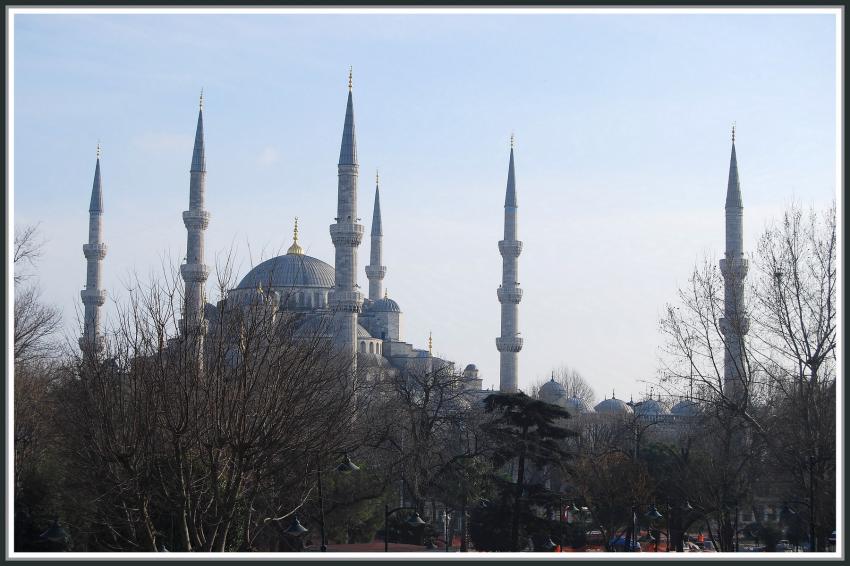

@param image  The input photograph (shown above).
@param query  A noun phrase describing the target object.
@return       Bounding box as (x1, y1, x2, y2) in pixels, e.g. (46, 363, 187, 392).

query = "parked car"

(776, 540, 791, 552)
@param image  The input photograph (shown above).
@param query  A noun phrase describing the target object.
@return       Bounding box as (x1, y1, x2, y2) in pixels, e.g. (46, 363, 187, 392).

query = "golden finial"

(200, 88, 204, 110)
(510, 132, 515, 149)
(731, 122, 736, 144)
(348, 66, 353, 91)
(287, 216, 304, 255)
(428, 331, 433, 355)
(384, 288, 388, 299)
(96, 141, 101, 159)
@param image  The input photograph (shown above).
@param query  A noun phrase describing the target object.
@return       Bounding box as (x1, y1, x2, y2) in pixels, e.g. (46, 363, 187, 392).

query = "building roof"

(634, 398, 671, 417)
(369, 297, 401, 313)
(671, 398, 701, 417)
(237, 254, 335, 290)
(566, 396, 596, 415)
(539, 377, 567, 406)
(594, 397, 634, 415)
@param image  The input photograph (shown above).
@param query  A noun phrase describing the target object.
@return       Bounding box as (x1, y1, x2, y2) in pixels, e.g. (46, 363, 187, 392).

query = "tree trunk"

(511, 424, 528, 552)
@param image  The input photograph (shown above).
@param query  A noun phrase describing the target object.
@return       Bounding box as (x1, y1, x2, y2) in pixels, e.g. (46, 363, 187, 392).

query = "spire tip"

(348, 66, 353, 91)
(96, 141, 101, 159)
(731, 121, 736, 144)
(200, 88, 204, 110)
(510, 132, 515, 149)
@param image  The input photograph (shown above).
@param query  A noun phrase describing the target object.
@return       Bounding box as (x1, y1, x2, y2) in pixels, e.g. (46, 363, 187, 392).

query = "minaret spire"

(80, 145, 107, 355)
(496, 136, 523, 393)
(329, 69, 364, 380)
(366, 170, 386, 301)
(719, 124, 748, 403)
(180, 93, 211, 353)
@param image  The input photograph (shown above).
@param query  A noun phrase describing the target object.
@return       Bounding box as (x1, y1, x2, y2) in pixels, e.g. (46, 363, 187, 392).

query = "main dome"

(237, 254, 335, 290)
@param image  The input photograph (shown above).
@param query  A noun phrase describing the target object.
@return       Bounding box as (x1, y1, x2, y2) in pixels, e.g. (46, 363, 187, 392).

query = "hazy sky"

(11, 9, 838, 400)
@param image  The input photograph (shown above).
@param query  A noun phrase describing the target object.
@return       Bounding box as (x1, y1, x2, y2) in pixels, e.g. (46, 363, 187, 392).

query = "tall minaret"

(180, 91, 211, 341)
(719, 124, 748, 403)
(496, 136, 523, 393)
(328, 68, 364, 374)
(80, 144, 107, 354)
(365, 171, 386, 301)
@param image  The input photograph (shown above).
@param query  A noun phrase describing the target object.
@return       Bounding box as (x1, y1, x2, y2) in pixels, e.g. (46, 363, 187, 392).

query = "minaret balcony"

(83, 243, 108, 260)
(78, 334, 106, 354)
(365, 265, 387, 279)
(496, 336, 523, 353)
(181, 263, 210, 283)
(497, 286, 523, 304)
(498, 240, 523, 257)
(329, 223, 364, 246)
(719, 258, 749, 280)
(81, 288, 107, 306)
(183, 210, 211, 230)
(328, 289, 364, 312)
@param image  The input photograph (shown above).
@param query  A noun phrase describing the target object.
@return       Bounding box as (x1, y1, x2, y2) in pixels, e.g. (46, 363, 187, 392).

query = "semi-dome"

(671, 398, 701, 417)
(566, 396, 595, 415)
(370, 297, 401, 313)
(634, 398, 670, 417)
(357, 324, 372, 339)
(237, 254, 335, 290)
(594, 397, 634, 415)
(539, 377, 567, 406)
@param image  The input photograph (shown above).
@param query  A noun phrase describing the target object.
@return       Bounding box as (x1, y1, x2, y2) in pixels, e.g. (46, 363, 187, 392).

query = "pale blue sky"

(12, 10, 838, 399)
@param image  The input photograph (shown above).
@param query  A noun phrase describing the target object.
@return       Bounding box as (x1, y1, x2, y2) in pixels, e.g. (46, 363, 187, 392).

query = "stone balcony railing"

(329, 223, 365, 247)
(80, 288, 107, 306)
(183, 210, 211, 231)
(496, 336, 524, 352)
(83, 243, 108, 260)
(180, 263, 210, 283)
(498, 240, 523, 257)
(497, 286, 523, 304)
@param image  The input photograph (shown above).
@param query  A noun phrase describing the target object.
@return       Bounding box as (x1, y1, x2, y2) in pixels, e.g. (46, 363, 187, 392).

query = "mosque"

(77, 72, 520, 396)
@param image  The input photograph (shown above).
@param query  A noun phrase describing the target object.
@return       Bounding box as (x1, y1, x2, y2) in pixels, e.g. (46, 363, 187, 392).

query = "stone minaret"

(365, 171, 386, 301)
(80, 145, 107, 354)
(719, 125, 748, 403)
(328, 69, 364, 373)
(180, 92, 211, 341)
(496, 136, 523, 392)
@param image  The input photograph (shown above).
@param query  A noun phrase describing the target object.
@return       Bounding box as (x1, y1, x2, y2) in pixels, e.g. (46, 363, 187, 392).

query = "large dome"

(671, 399, 701, 417)
(237, 254, 335, 290)
(539, 377, 568, 407)
(634, 398, 670, 417)
(566, 396, 596, 415)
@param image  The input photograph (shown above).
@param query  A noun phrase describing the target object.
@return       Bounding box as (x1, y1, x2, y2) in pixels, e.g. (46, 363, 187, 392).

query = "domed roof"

(370, 297, 401, 313)
(539, 377, 568, 406)
(465, 364, 478, 371)
(594, 397, 634, 415)
(634, 398, 670, 417)
(671, 398, 701, 417)
(357, 324, 372, 338)
(566, 396, 595, 414)
(237, 254, 334, 290)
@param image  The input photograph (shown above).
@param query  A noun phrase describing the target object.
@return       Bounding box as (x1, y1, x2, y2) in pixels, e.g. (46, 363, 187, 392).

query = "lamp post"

(316, 453, 360, 552)
(284, 515, 309, 551)
(384, 506, 428, 552)
(646, 504, 663, 552)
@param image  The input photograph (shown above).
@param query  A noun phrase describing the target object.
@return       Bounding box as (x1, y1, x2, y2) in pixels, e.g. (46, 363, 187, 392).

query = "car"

(776, 540, 791, 552)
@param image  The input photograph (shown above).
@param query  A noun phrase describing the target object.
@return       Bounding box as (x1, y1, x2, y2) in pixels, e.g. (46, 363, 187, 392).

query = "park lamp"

(407, 512, 428, 527)
(542, 537, 557, 551)
(285, 515, 309, 536)
(336, 453, 360, 473)
(568, 502, 580, 514)
(683, 500, 694, 511)
(40, 518, 68, 543)
(646, 504, 663, 521)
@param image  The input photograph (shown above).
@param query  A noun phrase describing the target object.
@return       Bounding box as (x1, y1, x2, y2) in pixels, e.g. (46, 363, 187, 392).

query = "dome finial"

(731, 121, 736, 144)
(384, 288, 388, 299)
(612, 388, 616, 399)
(287, 217, 304, 255)
(550, 371, 555, 382)
(348, 66, 353, 91)
(428, 331, 433, 355)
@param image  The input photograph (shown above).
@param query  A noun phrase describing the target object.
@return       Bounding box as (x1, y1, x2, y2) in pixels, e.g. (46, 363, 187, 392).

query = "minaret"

(328, 68, 364, 374)
(719, 124, 749, 403)
(365, 171, 386, 301)
(80, 144, 107, 354)
(180, 91, 211, 343)
(496, 135, 523, 393)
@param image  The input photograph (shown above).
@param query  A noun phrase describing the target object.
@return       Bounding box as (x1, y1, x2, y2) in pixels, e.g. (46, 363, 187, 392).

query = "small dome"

(370, 297, 401, 313)
(634, 398, 670, 417)
(465, 364, 478, 372)
(566, 396, 595, 414)
(539, 377, 568, 406)
(671, 399, 701, 417)
(357, 324, 372, 339)
(594, 397, 634, 415)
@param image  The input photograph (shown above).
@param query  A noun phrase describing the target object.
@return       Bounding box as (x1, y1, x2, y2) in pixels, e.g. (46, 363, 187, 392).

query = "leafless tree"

(53, 254, 361, 552)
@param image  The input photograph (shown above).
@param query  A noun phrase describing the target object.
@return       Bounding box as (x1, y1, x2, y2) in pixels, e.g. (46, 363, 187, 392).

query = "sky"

(11, 9, 839, 401)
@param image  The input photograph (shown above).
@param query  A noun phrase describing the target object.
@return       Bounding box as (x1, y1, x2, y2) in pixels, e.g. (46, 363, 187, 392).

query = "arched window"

(369, 343, 374, 354)
(360, 342, 366, 353)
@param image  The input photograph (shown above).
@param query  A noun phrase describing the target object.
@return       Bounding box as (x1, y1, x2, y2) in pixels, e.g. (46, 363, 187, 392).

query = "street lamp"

(317, 453, 361, 551)
(384, 506, 429, 552)
(285, 515, 309, 537)
(39, 518, 69, 545)
(541, 537, 557, 551)
(645, 505, 663, 552)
